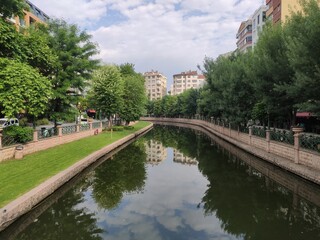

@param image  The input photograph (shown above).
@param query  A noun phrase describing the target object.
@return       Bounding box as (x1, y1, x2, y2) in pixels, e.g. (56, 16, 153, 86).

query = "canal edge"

(0, 123, 153, 231)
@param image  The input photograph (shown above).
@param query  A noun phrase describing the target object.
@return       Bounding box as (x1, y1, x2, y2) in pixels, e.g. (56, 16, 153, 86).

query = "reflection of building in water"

(145, 140, 167, 165)
(173, 150, 198, 165)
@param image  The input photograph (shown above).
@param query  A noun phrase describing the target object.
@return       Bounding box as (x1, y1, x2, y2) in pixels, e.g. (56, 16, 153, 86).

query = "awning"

(87, 109, 96, 113)
(296, 112, 312, 117)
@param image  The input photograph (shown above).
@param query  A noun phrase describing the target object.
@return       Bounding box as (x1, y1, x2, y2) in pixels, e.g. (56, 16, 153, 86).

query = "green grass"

(0, 121, 151, 208)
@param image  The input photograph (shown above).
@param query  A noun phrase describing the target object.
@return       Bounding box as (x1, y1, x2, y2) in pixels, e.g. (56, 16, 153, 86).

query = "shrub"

(106, 126, 124, 131)
(3, 126, 33, 143)
(124, 126, 134, 130)
(36, 118, 50, 126)
(19, 117, 29, 127)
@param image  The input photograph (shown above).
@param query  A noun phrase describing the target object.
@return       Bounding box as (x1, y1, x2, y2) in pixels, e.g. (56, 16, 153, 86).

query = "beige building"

(144, 71, 167, 101)
(173, 150, 198, 165)
(145, 140, 167, 165)
(9, 0, 49, 31)
(171, 71, 205, 96)
(266, 0, 303, 24)
(236, 19, 252, 53)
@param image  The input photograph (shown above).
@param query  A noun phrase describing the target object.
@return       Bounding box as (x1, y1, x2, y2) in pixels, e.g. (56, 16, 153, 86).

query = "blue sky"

(32, 0, 263, 88)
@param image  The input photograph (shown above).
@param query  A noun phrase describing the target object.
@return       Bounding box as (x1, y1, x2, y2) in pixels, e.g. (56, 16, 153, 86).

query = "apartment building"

(171, 71, 205, 96)
(144, 71, 167, 101)
(8, 0, 49, 31)
(266, 0, 301, 24)
(236, 19, 253, 52)
(252, 5, 268, 47)
(173, 150, 198, 165)
(145, 140, 167, 165)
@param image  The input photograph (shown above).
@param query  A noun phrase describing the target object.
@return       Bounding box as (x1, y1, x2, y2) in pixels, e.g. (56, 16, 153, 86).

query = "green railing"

(252, 127, 266, 138)
(62, 125, 76, 135)
(300, 134, 320, 152)
(270, 129, 294, 145)
(38, 127, 58, 140)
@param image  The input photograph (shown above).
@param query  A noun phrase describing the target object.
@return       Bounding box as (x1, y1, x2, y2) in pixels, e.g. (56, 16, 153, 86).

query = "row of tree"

(147, 0, 320, 129)
(0, 1, 146, 126)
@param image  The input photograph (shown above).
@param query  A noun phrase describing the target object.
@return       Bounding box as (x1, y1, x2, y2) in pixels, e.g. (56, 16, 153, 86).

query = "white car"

(0, 118, 19, 128)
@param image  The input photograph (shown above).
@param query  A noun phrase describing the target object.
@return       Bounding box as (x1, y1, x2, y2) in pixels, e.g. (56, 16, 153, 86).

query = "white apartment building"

(145, 140, 167, 165)
(144, 71, 167, 101)
(171, 71, 205, 96)
(173, 150, 198, 165)
(252, 5, 268, 48)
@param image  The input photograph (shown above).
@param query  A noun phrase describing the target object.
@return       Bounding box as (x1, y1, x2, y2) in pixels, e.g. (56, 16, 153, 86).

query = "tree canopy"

(0, 0, 28, 19)
(0, 58, 52, 118)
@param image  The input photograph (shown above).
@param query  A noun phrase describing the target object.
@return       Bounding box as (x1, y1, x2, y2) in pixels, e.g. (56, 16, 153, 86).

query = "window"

(257, 14, 260, 24)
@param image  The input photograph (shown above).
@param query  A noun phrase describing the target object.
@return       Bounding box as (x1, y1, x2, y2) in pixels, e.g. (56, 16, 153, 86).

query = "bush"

(36, 118, 50, 126)
(3, 126, 33, 143)
(106, 126, 124, 131)
(19, 117, 29, 127)
(124, 126, 134, 130)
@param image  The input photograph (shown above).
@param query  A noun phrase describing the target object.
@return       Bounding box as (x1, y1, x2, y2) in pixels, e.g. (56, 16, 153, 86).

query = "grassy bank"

(0, 121, 151, 208)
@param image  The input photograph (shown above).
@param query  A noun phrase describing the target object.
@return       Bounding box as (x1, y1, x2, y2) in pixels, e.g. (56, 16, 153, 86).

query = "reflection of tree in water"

(197, 138, 320, 240)
(92, 140, 147, 209)
(16, 185, 103, 240)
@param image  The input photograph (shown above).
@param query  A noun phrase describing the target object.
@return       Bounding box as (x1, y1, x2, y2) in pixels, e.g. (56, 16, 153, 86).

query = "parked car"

(0, 118, 19, 128)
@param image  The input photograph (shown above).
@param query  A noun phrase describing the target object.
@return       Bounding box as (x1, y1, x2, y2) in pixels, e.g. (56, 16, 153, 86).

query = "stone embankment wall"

(141, 117, 320, 185)
(0, 123, 104, 162)
(0, 124, 153, 231)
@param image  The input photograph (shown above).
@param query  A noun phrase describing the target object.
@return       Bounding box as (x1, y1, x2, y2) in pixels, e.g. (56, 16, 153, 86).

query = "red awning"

(87, 109, 96, 113)
(296, 112, 312, 117)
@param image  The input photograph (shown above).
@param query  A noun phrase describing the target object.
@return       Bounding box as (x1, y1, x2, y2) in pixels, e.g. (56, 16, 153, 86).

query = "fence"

(0, 120, 106, 161)
(141, 117, 320, 174)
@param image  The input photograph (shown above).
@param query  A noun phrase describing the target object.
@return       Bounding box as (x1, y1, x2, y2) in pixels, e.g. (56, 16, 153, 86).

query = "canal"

(2, 124, 320, 240)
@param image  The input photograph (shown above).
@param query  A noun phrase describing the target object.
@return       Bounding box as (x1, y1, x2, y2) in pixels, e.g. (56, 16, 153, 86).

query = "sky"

(31, 0, 263, 88)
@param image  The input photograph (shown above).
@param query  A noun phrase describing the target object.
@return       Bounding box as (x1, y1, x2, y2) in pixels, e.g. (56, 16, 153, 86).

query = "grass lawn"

(0, 121, 151, 208)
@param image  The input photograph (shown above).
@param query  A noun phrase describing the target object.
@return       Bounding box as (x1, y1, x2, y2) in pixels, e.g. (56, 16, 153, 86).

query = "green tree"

(285, 0, 320, 114)
(250, 23, 295, 128)
(119, 63, 147, 124)
(0, 58, 52, 119)
(90, 65, 124, 125)
(0, 0, 28, 19)
(0, 18, 57, 75)
(41, 19, 99, 125)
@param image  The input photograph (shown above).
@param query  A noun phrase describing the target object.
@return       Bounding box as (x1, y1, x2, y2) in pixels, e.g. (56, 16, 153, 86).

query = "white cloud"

(30, 0, 262, 87)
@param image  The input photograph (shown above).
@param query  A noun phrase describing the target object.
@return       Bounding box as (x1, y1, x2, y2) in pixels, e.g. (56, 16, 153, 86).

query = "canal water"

(2, 125, 320, 240)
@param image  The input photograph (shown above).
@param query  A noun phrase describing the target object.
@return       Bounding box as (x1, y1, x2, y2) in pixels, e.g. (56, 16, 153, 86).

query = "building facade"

(236, 19, 253, 52)
(171, 71, 205, 96)
(145, 140, 167, 165)
(252, 5, 268, 47)
(10, 1, 49, 31)
(266, 0, 302, 24)
(144, 71, 167, 101)
(173, 150, 198, 165)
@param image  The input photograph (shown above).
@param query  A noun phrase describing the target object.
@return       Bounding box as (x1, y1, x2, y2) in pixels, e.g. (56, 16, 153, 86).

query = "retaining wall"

(141, 117, 320, 185)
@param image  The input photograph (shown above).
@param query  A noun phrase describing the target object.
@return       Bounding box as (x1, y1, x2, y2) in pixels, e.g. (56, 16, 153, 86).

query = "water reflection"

(2, 125, 320, 240)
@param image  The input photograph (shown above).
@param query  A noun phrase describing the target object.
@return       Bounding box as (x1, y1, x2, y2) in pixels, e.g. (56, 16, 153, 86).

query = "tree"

(0, 0, 28, 20)
(250, 23, 295, 128)
(41, 19, 99, 125)
(90, 65, 124, 125)
(0, 58, 52, 120)
(0, 18, 58, 77)
(119, 63, 147, 124)
(285, 0, 320, 114)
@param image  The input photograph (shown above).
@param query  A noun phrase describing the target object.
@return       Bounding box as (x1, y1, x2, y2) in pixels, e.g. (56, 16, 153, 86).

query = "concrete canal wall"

(0, 124, 153, 231)
(141, 117, 320, 185)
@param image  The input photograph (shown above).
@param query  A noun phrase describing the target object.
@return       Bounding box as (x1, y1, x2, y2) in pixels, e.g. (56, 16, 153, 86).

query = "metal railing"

(252, 127, 266, 138)
(300, 134, 320, 152)
(80, 124, 90, 131)
(62, 125, 77, 135)
(92, 122, 100, 129)
(270, 129, 294, 145)
(38, 127, 58, 140)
